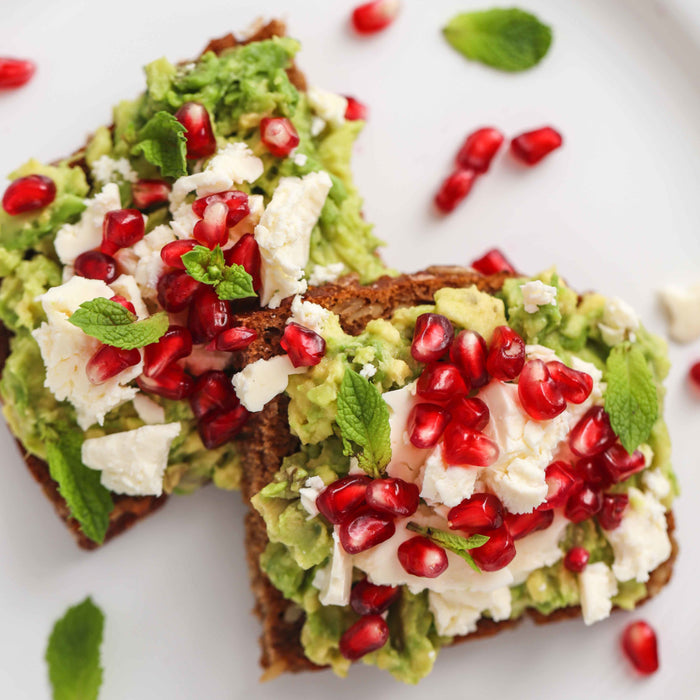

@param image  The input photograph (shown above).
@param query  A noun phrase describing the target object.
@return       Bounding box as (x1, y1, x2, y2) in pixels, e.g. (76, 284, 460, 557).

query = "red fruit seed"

(225, 233, 262, 291)
(486, 325, 526, 381)
(344, 96, 368, 121)
(569, 406, 617, 458)
(447, 396, 490, 432)
(621, 620, 659, 675)
(74, 250, 118, 284)
(157, 270, 202, 312)
(143, 326, 193, 378)
(456, 127, 504, 174)
(547, 361, 593, 404)
(689, 361, 700, 394)
(411, 313, 454, 363)
(161, 239, 198, 270)
(564, 483, 603, 523)
(564, 546, 590, 573)
(397, 536, 448, 578)
(407, 403, 450, 449)
(193, 200, 228, 249)
(259, 117, 299, 158)
(197, 404, 249, 449)
(2, 174, 56, 215)
(338, 506, 396, 554)
(351, 0, 400, 34)
(189, 370, 238, 420)
(366, 478, 419, 517)
(576, 456, 614, 490)
(448, 493, 504, 533)
(416, 362, 469, 402)
(598, 493, 629, 531)
(504, 509, 554, 540)
(443, 423, 499, 467)
(434, 169, 477, 213)
(339, 615, 389, 661)
(539, 461, 579, 510)
(350, 579, 400, 616)
(600, 444, 646, 483)
(192, 190, 249, 227)
(109, 295, 136, 315)
(470, 526, 516, 572)
(280, 322, 326, 367)
(212, 326, 258, 352)
(137, 364, 194, 400)
(175, 102, 217, 160)
(470, 248, 516, 276)
(316, 475, 371, 525)
(101, 208, 145, 255)
(86, 345, 140, 384)
(131, 179, 171, 210)
(510, 126, 563, 166)
(188, 286, 233, 344)
(0, 57, 36, 89)
(517, 359, 566, 421)
(450, 329, 489, 388)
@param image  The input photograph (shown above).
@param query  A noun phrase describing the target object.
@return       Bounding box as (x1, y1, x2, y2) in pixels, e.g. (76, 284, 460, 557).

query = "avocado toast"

(0, 20, 388, 548)
(232, 267, 677, 682)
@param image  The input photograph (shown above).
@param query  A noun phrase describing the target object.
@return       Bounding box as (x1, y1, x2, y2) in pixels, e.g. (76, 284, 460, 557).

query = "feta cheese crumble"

(658, 283, 700, 343)
(81, 422, 181, 496)
(579, 562, 618, 625)
(288, 295, 332, 335)
(308, 262, 345, 286)
(312, 527, 354, 606)
(359, 363, 377, 379)
(521, 280, 558, 313)
(90, 155, 138, 184)
(307, 87, 348, 128)
(299, 475, 326, 518)
(132, 393, 166, 425)
(598, 297, 640, 346)
(231, 355, 307, 412)
(429, 586, 511, 636)
(420, 442, 480, 508)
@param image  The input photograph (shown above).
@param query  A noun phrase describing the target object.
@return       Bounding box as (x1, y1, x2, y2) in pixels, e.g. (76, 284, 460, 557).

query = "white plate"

(1, 1, 699, 698)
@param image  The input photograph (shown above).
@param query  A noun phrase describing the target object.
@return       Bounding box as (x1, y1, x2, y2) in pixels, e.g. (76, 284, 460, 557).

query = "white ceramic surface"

(1, 1, 699, 698)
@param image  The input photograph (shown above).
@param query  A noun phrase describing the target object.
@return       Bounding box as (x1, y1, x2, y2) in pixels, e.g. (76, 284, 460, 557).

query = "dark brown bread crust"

(236, 267, 678, 679)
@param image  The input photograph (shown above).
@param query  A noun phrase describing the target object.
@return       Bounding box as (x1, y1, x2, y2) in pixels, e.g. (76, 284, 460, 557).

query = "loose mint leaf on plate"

(69, 298, 169, 349)
(605, 342, 658, 453)
(407, 522, 488, 572)
(46, 434, 113, 545)
(131, 111, 188, 179)
(182, 244, 256, 301)
(46, 596, 105, 700)
(336, 369, 392, 478)
(443, 8, 553, 72)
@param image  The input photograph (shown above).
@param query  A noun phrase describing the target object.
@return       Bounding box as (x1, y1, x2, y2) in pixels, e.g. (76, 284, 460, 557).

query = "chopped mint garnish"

(69, 298, 169, 350)
(181, 244, 256, 301)
(131, 111, 188, 179)
(46, 435, 113, 545)
(336, 369, 391, 479)
(407, 522, 488, 572)
(46, 597, 105, 700)
(605, 342, 658, 453)
(443, 8, 553, 73)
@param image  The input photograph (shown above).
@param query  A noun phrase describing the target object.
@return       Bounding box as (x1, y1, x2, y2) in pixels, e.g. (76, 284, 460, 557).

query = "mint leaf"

(69, 298, 169, 349)
(336, 369, 391, 478)
(605, 343, 658, 453)
(444, 8, 553, 73)
(131, 111, 187, 178)
(46, 435, 113, 545)
(182, 244, 256, 301)
(407, 522, 488, 572)
(46, 597, 105, 700)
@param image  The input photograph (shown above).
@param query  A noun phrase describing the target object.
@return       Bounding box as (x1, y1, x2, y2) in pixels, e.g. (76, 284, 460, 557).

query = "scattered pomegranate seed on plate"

(456, 127, 504, 173)
(0, 57, 36, 89)
(434, 168, 477, 213)
(621, 620, 659, 675)
(510, 126, 563, 166)
(2, 174, 56, 215)
(351, 0, 400, 35)
(689, 361, 700, 394)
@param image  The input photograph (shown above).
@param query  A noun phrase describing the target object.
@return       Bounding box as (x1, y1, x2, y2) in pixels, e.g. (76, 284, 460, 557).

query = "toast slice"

(233, 267, 678, 681)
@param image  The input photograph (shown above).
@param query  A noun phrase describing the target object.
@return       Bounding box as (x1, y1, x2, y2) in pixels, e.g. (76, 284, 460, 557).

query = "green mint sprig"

(181, 244, 256, 301)
(407, 522, 489, 572)
(69, 298, 168, 350)
(605, 342, 658, 453)
(46, 597, 105, 700)
(336, 369, 392, 479)
(444, 8, 553, 73)
(131, 110, 188, 179)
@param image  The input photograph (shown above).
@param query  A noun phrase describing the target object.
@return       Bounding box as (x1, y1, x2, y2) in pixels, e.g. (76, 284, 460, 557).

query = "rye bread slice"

(234, 266, 678, 679)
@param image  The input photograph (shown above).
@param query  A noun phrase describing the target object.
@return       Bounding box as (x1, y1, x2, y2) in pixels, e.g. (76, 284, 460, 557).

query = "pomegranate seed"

(189, 370, 238, 420)
(448, 493, 504, 533)
(434, 169, 477, 213)
(339, 615, 389, 661)
(131, 179, 170, 210)
(456, 127, 504, 174)
(157, 270, 201, 312)
(109, 295, 136, 315)
(101, 208, 145, 255)
(486, 325, 526, 381)
(547, 361, 593, 404)
(398, 536, 448, 578)
(198, 404, 249, 449)
(569, 406, 617, 457)
(351, 0, 400, 34)
(338, 506, 395, 554)
(175, 102, 217, 160)
(0, 57, 36, 89)
(188, 286, 233, 344)
(621, 621, 659, 675)
(510, 126, 563, 166)
(259, 117, 300, 158)
(411, 313, 454, 363)
(504, 508, 554, 540)
(450, 330, 489, 388)
(366, 478, 419, 517)
(406, 403, 450, 449)
(192, 190, 249, 227)
(600, 444, 646, 483)
(470, 248, 516, 276)
(280, 322, 326, 367)
(344, 96, 368, 121)
(350, 579, 400, 616)
(416, 362, 469, 402)
(689, 361, 700, 394)
(447, 396, 490, 432)
(443, 422, 499, 467)
(564, 546, 589, 573)
(74, 251, 118, 284)
(193, 201, 228, 249)
(517, 359, 566, 420)
(539, 461, 579, 510)
(470, 526, 516, 572)
(2, 174, 56, 215)
(143, 326, 192, 378)
(137, 364, 194, 400)
(86, 345, 140, 384)
(564, 483, 603, 523)
(598, 493, 629, 531)
(224, 234, 262, 292)
(576, 456, 614, 490)
(211, 326, 258, 352)
(160, 239, 197, 270)
(316, 475, 371, 524)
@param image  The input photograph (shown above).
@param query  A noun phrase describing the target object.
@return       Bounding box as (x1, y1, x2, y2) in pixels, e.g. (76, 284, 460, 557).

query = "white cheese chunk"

(255, 171, 332, 308)
(310, 116, 326, 137)
(81, 422, 181, 497)
(579, 562, 618, 625)
(420, 442, 480, 508)
(429, 586, 512, 636)
(606, 488, 671, 584)
(308, 262, 345, 286)
(312, 528, 354, 606)
(598, 297, 640, 346)
(307, 87, 348, 128)
(642, 468, 671, 501)
(132, 393, 166, 425)
(288, 295, 332, 335)
(299, 475, 326, 518)
(293, 153, 308, 167)
(231, 355, 307, 412)
(359, 363, 377, 379)
(658, 283, 700, 343)
(130, 225, 176, 299)
(91, 155, 137, 184)
(508, 514, 568, 585)
(520, 280, 557, 313)
(384, 382, 427, 484)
